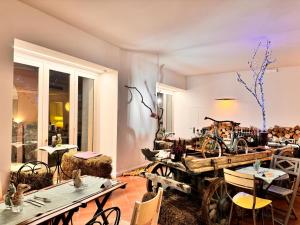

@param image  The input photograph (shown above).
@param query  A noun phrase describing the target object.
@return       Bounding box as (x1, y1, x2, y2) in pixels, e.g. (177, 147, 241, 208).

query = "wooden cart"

(143, 150, 273, 225)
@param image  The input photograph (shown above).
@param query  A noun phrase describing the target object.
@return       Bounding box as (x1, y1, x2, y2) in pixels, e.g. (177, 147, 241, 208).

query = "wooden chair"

(130, 187, 163, 225)
(266, 155, 300, 225)
(85, 188, 163, 225)
(223, 168, 274, 225)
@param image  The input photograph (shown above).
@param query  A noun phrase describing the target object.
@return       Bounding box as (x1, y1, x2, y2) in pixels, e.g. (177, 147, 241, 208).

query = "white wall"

(95, 72, 118, 176)
(174, 66, 300, 139)
(0, 1, 186, 191)
(117, 51, 186, 174)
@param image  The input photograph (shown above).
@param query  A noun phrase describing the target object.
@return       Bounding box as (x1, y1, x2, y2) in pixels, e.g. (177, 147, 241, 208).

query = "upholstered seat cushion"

(10, 170, 53, 191)
(264, 184, 293, 196)
(61, 151, 112, 179)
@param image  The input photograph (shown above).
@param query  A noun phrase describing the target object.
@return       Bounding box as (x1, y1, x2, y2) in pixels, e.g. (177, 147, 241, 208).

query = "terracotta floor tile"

(63, 176, 300, 225)
(68, 176, 145, 225)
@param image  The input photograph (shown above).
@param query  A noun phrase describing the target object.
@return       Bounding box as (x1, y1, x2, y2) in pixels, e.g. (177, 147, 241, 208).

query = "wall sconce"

(157, 93, 163, 105)
(14, 117, 23, 124)
(214, 98, 238, 113)
(215, 98, 236, 101)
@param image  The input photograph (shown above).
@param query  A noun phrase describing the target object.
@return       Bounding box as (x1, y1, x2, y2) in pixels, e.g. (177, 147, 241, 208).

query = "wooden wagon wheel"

(146, 163, 174, 192)
(202, 178, 230, 225)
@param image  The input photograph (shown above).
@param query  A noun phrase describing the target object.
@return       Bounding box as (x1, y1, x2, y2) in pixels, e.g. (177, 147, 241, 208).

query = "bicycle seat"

(232, 122, 240, 127)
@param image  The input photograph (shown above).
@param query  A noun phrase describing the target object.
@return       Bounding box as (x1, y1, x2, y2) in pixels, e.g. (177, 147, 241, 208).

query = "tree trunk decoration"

(236, 40, 275, 131)
(125, 85, 163, 148)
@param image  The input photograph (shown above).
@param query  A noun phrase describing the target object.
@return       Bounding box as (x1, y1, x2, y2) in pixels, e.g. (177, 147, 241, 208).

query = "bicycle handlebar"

(204, 116, 240, 126)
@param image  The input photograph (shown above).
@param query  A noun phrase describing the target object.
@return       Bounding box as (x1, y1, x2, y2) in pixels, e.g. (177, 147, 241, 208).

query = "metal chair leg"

(261, 208, 265, 225)
(253, 209, 257, 225)
(228, 202, 234, 225)
(270, 204, 275, 225)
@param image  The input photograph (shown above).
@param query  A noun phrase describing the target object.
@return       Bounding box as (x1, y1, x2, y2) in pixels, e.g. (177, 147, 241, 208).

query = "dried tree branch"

(125, 85, 156, 116)
(125, 85, 164, 150)
(236, 40, 275, 131)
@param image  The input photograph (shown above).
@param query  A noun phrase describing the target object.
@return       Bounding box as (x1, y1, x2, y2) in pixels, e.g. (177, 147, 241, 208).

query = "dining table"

(236, 166, 288, 195)
(0, 175, 127, 225)
(39, 144, 78, 182)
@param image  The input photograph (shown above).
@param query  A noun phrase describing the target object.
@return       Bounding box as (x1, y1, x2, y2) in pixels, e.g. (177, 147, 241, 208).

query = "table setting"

(0, 175, 125, 225)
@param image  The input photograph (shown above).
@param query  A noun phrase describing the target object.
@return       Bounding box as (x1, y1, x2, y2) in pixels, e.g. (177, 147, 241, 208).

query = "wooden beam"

(145, 172, 191, 194)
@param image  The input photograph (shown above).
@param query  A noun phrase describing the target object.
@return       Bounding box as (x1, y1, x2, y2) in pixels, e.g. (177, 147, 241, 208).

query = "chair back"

(130, 188, 163, 225)
(223, 168, 255, 190)
(270, 155, 300, 177)
(270, 155, 300, 225)
(17, 161, 51, 184)
(13, 161, 53, 191)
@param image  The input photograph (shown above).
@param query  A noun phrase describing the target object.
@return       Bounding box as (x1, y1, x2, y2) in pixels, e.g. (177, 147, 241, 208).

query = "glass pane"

(12, 63, 39, 163)
(165, 94, 173, 132)
(48, 70, 70, 146)
(77, 77, 94, 151)
(157, 92, 173, 133)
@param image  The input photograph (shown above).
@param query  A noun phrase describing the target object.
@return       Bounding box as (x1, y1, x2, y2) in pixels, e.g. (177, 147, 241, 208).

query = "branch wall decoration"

(125, 85, 163, 149)
(236, 40, 275, 131)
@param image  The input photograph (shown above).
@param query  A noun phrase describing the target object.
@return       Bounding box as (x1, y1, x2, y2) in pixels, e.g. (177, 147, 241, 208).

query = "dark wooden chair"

(85, 207, 121, 225)
(12, 161, 53, 191)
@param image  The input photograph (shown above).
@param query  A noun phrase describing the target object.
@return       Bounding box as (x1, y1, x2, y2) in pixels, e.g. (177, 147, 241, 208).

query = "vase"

(259, 131, 268, 146)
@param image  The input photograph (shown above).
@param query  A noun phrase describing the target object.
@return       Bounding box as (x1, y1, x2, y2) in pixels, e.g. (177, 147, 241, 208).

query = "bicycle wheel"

(233, 138, 248, 154)
(201, 138, 222, 158)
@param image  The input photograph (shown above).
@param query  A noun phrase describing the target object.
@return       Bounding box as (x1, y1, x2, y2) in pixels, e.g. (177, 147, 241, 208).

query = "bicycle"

(200, 117, 248, 158)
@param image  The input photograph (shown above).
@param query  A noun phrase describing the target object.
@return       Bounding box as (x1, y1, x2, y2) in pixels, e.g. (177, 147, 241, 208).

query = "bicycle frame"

(208, 120, 241, 154)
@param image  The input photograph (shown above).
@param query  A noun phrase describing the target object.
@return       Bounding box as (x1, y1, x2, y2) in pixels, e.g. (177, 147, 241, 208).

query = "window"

(13, 39, 119, 175)
(77, 76, 94, 151)
(13, 49, 97, 164)
(12, 63, 39, 163)
(48, 70, 70, 146)
(157, 92, 173, 133)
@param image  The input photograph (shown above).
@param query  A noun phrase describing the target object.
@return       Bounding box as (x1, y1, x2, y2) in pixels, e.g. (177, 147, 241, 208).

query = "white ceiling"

(21, 0, 300, 75)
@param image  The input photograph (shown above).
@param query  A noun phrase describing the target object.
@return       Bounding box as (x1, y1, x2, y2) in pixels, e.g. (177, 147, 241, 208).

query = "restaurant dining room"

(1, 1, 300, 225)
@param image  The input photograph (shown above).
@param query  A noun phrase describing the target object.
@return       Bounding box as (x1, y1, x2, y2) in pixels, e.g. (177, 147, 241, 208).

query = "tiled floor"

(71, 176, 146, 224)
(71, 176, 300, 225)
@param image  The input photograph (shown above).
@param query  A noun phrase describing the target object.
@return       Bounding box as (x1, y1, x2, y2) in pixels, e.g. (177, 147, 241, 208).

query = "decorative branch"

(154, 107, 164, 147)
(125, 85, 164, 150)
(236, 40, 275, 131)
(125, 85, 157, 118)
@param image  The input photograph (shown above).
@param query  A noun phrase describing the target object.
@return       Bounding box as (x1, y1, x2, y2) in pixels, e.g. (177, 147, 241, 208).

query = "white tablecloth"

(236, 166, 287, 184)
(39, 144, 78, 154)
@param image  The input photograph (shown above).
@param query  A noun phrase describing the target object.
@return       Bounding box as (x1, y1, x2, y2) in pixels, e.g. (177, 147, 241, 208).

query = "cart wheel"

(201, 138, 222, 158)
(146, 163, 174, 192)
(202, 178, 230, 225)
(234, 138, 248, 154)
